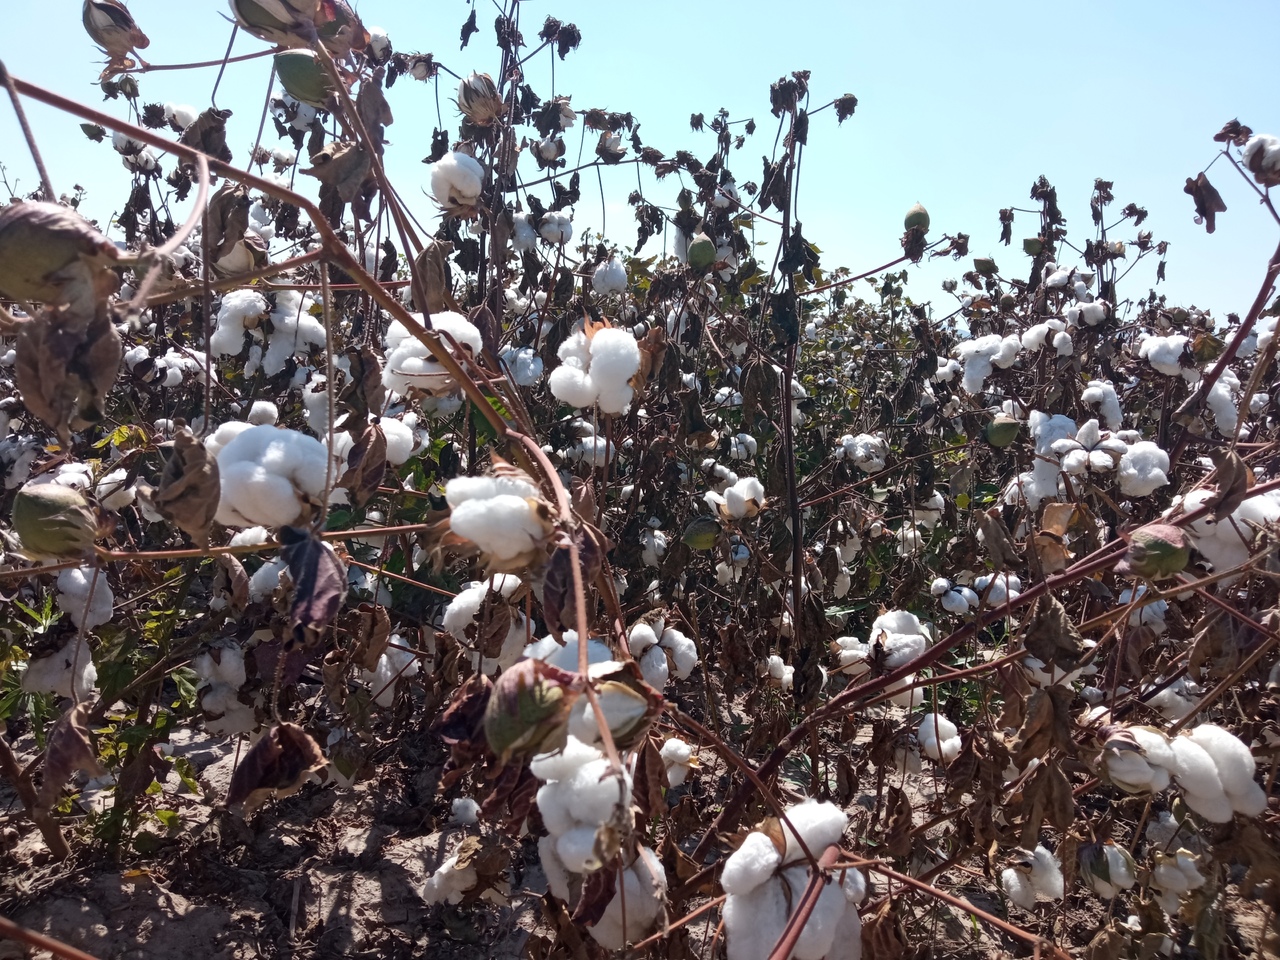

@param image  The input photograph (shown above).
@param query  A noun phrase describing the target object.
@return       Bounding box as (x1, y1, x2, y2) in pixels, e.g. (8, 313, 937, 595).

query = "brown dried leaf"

(454, 835, 510, 904)
(177, 107, 233, 167)
(882, 785, 913, 859)
(629, 325, 667, 392)
(1206, 447, 1254, 521)
(38, 702, 106, 809)
(632, 736, 669, 819)
(1010, 687, 1075, 766)
(152, 426, 220, 546)
(225, 722, 326, 816)
(1184, 172, 1227, 234)
(975, 508, 1020, 571)
(335, 344, 386, 434)
(206, 181, 251, 263)
(215, 553, 250, 613)
(338, 423, 387, 508)
(302, 140, 372, 203)
(280, 527, 348, 646)
(410, 238, 459, 314)
(16, 310, 122, 442)
(572, 862, 618, 926)
(1023, 594, 1085, 672)
(345, 602, 391, 671)
(860, 899, 908, 960)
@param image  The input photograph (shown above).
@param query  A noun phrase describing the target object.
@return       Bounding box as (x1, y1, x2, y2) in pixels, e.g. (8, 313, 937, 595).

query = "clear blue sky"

(2, 1, 1277, 317)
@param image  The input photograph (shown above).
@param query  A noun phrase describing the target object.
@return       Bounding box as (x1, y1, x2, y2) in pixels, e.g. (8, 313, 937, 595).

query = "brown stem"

(0, 915, 102, 960)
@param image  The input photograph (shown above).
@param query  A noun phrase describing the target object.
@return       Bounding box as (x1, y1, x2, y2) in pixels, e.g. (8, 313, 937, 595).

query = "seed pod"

(483, 659, 578, 764)
(0, 202, 119, 318)
(228, 0, 319, 48)
(984, 414, 1021, 448)
(456, 72, 506, 127)
(274, 50, 334, 108)
(82, 0, 150, 60)
(11, 482, 99, 561)
(1115, 523, 1191, 580)
(681, 515, 721, 551)
(903, 202, 930, 232)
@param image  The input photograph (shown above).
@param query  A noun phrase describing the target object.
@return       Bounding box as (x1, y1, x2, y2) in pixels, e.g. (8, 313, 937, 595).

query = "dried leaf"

(882, 785, 913, 859)
(1023, 594, 1086, 673)
(279, 527, 348, 646)
(205, 181, 251, 264)
(1206, 447, 1253, 521)
(338, 423, 387, 508)
(38, 703, 106, 809)
(410, 238, 459, 314)
(632, 736, 669, 819)
(335, 344, 386, 434)
(1010, 687, 1075, 766)
(16, 310, 122, 442)
(302, 140, 372, 203)
(225, 722, 326, 816)
(975, 508, 1021, 571)
(1184, 172, 1227, 234)
(572, 862, 618, 926)
(214, 553, 250, 613)
(177, 107, 233, 167)
(152, 426, 220, 546)
(860, 900, 908, 960)
(344, 602, 392, 671)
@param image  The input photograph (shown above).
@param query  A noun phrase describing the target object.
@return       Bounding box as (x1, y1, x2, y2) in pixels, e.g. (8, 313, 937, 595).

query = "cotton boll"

(192, 640, 247, 690)
(660, 737, 696, 787)
(248, 557, 286, 602)
(383, 312, 482, 398)
(247, 401, 278, 425)
(430, 151, 484, 214)
(780, 799, 848, 865)
(56, 566, 113, 629)
(590, 848, 667, 949)
(1002, 867, 1038, 910)
(500, 345, 544, 386)
(523, 631, 614, 671)
(721, 830, 783, 896)
(593, 256, 628, 296)
(211, 289, 269, 358)
(1028, 846, 1064, 899)
(450, 495, 548, 563)
(21, 636, 97, 701)
(918, 713, 961, 763)
(723, 866, 790, 960)
(1139, 335, 1193, 379)
(530, 734, 603, 783)
(540, 212, 573, 245)
(422, 854, 478, 904)
(1081, 380, 1123, 431)
(783, 863, 849, 960)
(214, 425, 333, 528)
(556, 825, 603, 873)
(1185, 724, 1267, 814)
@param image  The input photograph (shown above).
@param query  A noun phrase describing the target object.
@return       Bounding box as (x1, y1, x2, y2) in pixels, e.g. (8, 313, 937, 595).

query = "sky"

(2, 0, 1278, 319)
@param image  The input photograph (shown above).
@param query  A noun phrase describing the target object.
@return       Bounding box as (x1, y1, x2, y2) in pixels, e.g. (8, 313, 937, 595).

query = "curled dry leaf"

(1009, 686, 1076, 767)
(334, 344, 386, 435)
(338, 422, 387, 508)
(225, 722, 327, 817)
(1183, 172, 1227, 234)
(214, 553, 251, 613)
(279, 526, 349, 646)
(1022, 594, 1086, 673)
(410, 237, 459, 314)
(16, 309, 122, 443)
(38, 703, 107, 810)
(177, 107, 234, 168)
(1206, 447, 1253, 521)
(150, 426, 221, 546)
(205, 181, 252, 265)
(0, 201, 120, 319)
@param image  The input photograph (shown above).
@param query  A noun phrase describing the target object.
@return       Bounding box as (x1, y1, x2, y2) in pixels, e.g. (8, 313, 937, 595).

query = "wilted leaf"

(1184, 172, 1227, 234)
(38, 703, 106, 809)
(225, 722, 326, 816)
(205, 181, 251, 263)
(572, 862, 618, 926)
(975, 508, 1021, 572)
(16, 310, 122, 442)
(1023, 594, 1086, 672)
(882, 785, 913, 859)
(1206, 447, 1253, 521)
(338, 423, 387, 508)
(177, 107, 233, 167)
(214, 553, 250, 613)
(1010, 686, 1075, 766)
(151, 426, 220, 546)
(279, 527, 348, 646)
(335, 344, 386, 434)
(860, 900, 908, 960)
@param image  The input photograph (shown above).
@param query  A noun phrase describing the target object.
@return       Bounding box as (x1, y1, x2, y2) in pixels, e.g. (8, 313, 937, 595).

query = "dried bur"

(225, 722, 327, 817)
(1, 202, 125, 442)
(39, 703, 107, 811)
(139, 424, 221, 547)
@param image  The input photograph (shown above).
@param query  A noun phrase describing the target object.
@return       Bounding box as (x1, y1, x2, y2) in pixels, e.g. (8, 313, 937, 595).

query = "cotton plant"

(833, 432, 888, 472)
(721, 799, 866, 960)
(383, 311, 483, 400)
(1099, 722, 1267, 822)
(441, 575, 529, 674)
(548, 324, 641, 415)
(627, 613, 698, 692)
(1000, 846, 1065, 911)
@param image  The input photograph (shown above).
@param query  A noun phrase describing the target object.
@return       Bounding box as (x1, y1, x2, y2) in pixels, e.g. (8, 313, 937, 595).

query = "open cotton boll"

(383, 312, 483, 398)
(21, 636, 97, 701)
(1001, 867, 1037, 910)
(721, 827, 784, 895)
(210, 289, 269, 359)
(213, 425, 333, 528)
(590, 848, 668, 950)
(500, 345, 544, 386)
(451, 796, 480, 824)
(57, 566, 113, 629)
(430, 151, 483, 214)
(781, 863, 849, 960)
(722, 476, 765, 519)
(192, 640, 247, 691)
(1168, 736, 1233, 821)
(1185, 724, 1267, 815)
(530, 733, 603, 783)
(548, 327, 641, 415)
(1139, 335, 1196, 379)
(834, 433, 888, 472)
(523, 630, 615, 672)
(723, 863, 791, 960)
(362, 643, 420, 706)
(780, 799, 848, 865)
(443, 576, 528, 673)
(1117, 441, 1170, 497)
(262, 290, 326, 377)
(248, 557, 286, 602)
(1081, 380, 1123, 431)
(422, 853, 478, 905)
(1242, 133, 1280, 186)
(540, 212, 573, 245)
(918, 713, 961, 763)
(640, 528, 667, 567)
(660, 737, 696, 787)
(592, 256, 628, 296)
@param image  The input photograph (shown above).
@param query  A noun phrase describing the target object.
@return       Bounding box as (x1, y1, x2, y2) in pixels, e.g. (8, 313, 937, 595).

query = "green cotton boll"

(686, 235, 717, 273)
(903, 202, 930, 232)
(984, 415, 1022, 448)
(274, 50, 334, 108)
(230, 0, 317, 46)
(681, 515, 721, 551)
(11, 482, 99, 561)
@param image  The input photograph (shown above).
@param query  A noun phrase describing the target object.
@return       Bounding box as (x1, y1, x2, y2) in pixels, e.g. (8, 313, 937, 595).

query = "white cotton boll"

(1206, 369, 1242, 437)
(1028, 846, 1064, 899)
(590, 329, 641, 384)
(721, 830, 783, 895)
(213, 426, 333, 528)
(211, 289, 269, 358)
(229, 526, 270, 547)
(664, 630, 698, 678)
(422, 854, 477, 904)
(451, 797, 480, 824)
(834, 433, 888, 472)
(164, 103, 199, 129)
(1118, 441, 1170, 496)
(660, 737, 695, 787)
(383, 312, 482, 397)
(780, 799, 848, 865)
(248, 557, 286, 602)
(511, 213, 537, 253)
(539, 212, 573, 245)
(56, 566, 113, 629)
(1140, 335, 1191, 377)
(95, 468, 135, 511)
(1105, 750, 1163, 793)
(593, 256, 628, 296)
(1185, 724, 1264, 813)
(523, 631, 614, 672)
(1242, 134, 1280, 186)
(1182, 789, 1236, 823)
(1002, 867, 1037, 910)
(637, 646, 669, 691)
(628, 622, 659, 656)
(262, 291, 326, 377)
(1081, 380, 1123, 431)
(591, 848, 667, 949)
(530, 735, 603, 785)
(728, 433, 758, 460)
(379, 418, 416, 464)
(538, 835, 573, 903)
(723, 476, 765, 519)
(21, 636, 96, 701)
(1099, 844, 1137, 895)
(724, 870, 790, 960)
(918, 713, 961, 763)
(430, 151, 483, 211)
(500, 345, 543, 386)
(367, 26, 390, 58)
(449, 496, 547, 562)
(247, 401, 278, 425)
(933, 357, 961, 382)
(569, 684, 649, 746)
(556, 825, 603, 873)
(1172, 737, 1228, 814)
(783, 864, 848, 960)
(192, 641, 247, 690)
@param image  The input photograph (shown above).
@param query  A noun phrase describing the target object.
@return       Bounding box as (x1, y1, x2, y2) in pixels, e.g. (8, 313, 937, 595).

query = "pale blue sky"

(2, 1, 1277, 317)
